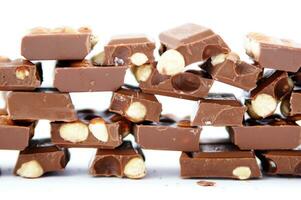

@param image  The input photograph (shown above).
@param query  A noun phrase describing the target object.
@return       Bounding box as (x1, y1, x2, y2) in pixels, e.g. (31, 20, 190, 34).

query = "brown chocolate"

(54, 60, 127, 92)
(89, 141, 146, 179)
(109, 85, 162, 123)
(159, 23, 230, 65)
(191, 93, 246, 126)
(290, 69, 301, 86)
(200, 52, 262, 91)
(21, 27, 95, 60)
(51, 109, 131, 148)
(281, 91, 301, 116)
(0, 59, 42, 91)
(103, 35, 155, 66)
(7, 89, 77, 122)
(180, 144, 261, 179)
(245, 32, 301, 72)
(14, 138, 70, 178)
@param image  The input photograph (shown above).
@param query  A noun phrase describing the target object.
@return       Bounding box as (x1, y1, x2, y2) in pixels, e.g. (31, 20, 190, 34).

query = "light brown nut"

(16, 160, 44, 178)
(132, 64, 153, 82)
(30, 27, 50, 34)
(15, 66, 30, 80)
(51, 27, 78, 34)
(177, 120, 192, 127)
(92, 51, 105, 66)
(88, 117, 109, 142)
(130, 53, 148, 66)
(124, 157, 146, 179)
(295, 120, 301, 126)
(244, 33, 261, 61)
(125, 102, 147, 122)
(247, 94, 278, 119)
(156, 49, 185, 75)
(211, 53, 227, 65)
(232, 166, 252, 180)
(0, 115, 14, 125)
(90, 35, 99, 49)
(59, 122, 89, 143)
(78, 26, 92, 33)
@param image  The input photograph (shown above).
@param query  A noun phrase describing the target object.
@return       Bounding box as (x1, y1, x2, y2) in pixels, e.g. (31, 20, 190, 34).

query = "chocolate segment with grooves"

(7, 89, 77, 122)
(281, 90, 301, 116)
(180, 143, 261, 179)
(191, 93, 246, 126)
(51, 109, 131, 148)
(159, 23, 230, 65)
(104, 35, 155, 66)
(14, 138, 70, 178)
(0, 59, 42, 91)
(54, 60, 127, 92)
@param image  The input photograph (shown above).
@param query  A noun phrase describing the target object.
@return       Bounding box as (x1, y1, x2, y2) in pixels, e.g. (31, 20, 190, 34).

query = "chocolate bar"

(191, 93, 246, 126)
(229, 118, 301, 150)
(0, 59, 42, 91)
(101, 35, 155, 66)
(7, 89, 77, 122)
(89, 141, 146, 179)
(180, 144, 261, 180)
(246, 71, 293, 119)
(21, 27, 97, 60)
(54, 60, 127, 92)
(14, 139, 70, 178)
(109, 85, 162, 122)
(134, 116, 201, 151)
(157, 23, 230, 75)
(257, 150, 301, 176)
(281, 91, 301, 116)
(245, 32, 301, 72)
(51, 109, 131, 148)
(200, 52, 262, 91)
(0, 115, 35, 150)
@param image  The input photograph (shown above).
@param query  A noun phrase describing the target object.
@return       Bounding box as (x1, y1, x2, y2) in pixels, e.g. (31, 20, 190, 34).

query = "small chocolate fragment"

(103, 35, 155, 66)
(245, 32, 301, 72)
(200, 52, 262, 91)
(54, 60, 127, 92)
(89, 141, 146, 179)
(0, 59, 42, 91)
(14, 138, 70, 178)
(180, 144, 261, 179)
(134, 116, 201, 151)
(21, 27, 95, 60)
(109, 85, 162, 122)
(290, 69, 301, 86)
(196, 180, 216, 187)
(281, 91, 301, 116)
(7, 89, 77, 122)
(191, 93, 246, 126)
(51, 109, 131, 148)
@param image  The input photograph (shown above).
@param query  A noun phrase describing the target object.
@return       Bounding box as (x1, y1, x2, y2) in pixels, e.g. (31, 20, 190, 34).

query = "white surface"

(0, 0, 300, 198)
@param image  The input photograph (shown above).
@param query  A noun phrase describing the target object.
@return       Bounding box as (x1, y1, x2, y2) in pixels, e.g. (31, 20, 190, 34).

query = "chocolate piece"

(54, 60, 127, 92)
(191, 93, 246, 126)
(245, 32, 301, 72)
(109, 85, 162, 122)
(89, 141, 146, 179)
(196, 181, 216, 187)
(14, 139, 70, 178)
(7, 89, 76, 122)
(159, 23, 230, 66)
(21, 27, 95, 60)
(134, 116, 201, 151)
(0, 59, 42, 91)
(290, 69, 301, 86)
(180, 144, 261, 179)
(103, 35, 155, 66)
(229, 118, 301, 150)
(51, 109, 131, 148)
(200, 52, 262, 91)
(0, 115, 35, 150)
(257, 150, 301, 176)
(281, 91, 301, 116)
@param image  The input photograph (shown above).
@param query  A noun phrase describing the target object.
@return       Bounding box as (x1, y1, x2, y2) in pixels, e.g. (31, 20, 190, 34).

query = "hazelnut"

(124, 157, 146, 179)
(59, 122, 89, 143)
(245, 33, 261, 61)
(232, 166, 252, 180)
(247, 94, 278, 118)
(157, 49, 185, 76)
(211, 53, 227, 66)
(125, 102, 147, 122)
(30, 27, 50, 34)
(133, 64, 153, 82)
(91, 51, 105, 66)
(130, 53, 148, 66)
(16, 160, 44, 178)
(0, 115, 14, 125)
(15, 66, 30, 80)
(88, 117, 109, 142)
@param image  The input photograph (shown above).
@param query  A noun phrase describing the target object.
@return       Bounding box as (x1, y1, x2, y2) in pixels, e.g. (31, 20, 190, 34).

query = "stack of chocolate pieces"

(1, 23, 301, 180)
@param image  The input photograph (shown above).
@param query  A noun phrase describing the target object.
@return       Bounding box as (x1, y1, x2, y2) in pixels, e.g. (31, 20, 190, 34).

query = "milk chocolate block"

(21, 27, 96, 60)
(51, 109, 131, 148)
(89, 141, 146, 179)
(200, 52, 262, 91)
(0, 115, 35, 150)
(180, 144, 261, 180)
(134, 116, 201, 151)
(229, 118, 301, 150)
(245, 32, 301, 72)
(281, 91, 301, 116)
(246, 71, 293, 119)
(102, 35, 155, 66)
(109, 86, 162, 123)
(54, 60, 127, 92)
(0, 59, 42, 91)
(14, 139, 70, 178)
(191, 94, 246, 126)
(7, 89, 77, 122)
(257, 150, 301, 176)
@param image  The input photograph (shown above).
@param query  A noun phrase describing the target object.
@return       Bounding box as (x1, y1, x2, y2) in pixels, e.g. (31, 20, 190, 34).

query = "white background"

(0, 0, 300, 199)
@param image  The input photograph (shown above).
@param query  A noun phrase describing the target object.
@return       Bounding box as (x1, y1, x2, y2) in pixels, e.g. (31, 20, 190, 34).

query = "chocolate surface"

(281, 90, 301, 116)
